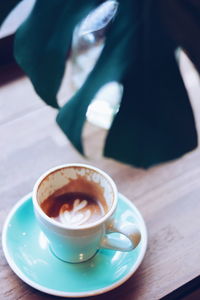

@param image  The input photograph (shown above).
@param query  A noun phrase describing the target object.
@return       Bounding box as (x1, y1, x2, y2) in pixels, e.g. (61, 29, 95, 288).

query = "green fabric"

(0, 0, 199, 168)
(14, 0, 101, 108)
(159, 0, 200, 72)
(57, 1, 198, 167)
(105, 0, 199, 167)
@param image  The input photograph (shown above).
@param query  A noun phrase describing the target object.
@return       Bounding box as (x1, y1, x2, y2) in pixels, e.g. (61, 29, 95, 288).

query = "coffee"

(41, 191, 105, 227)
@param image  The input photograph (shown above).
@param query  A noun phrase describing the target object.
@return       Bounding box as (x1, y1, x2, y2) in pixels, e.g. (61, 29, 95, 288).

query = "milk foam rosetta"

(55, 199, 92, 226)
(41, 190, 107, 227)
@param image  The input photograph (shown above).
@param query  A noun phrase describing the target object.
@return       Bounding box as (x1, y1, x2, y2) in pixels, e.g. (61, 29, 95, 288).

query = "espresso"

(41, 192, 105, 227)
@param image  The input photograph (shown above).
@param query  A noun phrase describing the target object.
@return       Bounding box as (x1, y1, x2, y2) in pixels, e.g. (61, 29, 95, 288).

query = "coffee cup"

(32, 163, 141, 263)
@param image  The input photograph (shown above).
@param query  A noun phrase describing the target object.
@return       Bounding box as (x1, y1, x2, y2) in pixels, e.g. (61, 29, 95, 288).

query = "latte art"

(57, 199, 92, 226)
(41, 191, 106, 227)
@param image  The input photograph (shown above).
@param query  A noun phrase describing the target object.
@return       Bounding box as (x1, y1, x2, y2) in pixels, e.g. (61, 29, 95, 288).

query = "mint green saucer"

(2, 193, 147, 298)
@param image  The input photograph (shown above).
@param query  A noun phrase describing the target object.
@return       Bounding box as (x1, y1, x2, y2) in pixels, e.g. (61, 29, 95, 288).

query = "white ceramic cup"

(32, 164, 141, 263)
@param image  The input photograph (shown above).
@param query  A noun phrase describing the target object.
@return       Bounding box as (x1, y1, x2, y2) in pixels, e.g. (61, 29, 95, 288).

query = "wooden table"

(1, 53, 200, 300)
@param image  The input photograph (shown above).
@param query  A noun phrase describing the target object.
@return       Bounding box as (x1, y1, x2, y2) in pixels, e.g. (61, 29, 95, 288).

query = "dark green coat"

(1, 0, 200, 168)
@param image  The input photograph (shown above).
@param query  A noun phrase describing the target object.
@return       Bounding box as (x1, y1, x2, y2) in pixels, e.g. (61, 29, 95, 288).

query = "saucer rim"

(2, 192, 148, 298)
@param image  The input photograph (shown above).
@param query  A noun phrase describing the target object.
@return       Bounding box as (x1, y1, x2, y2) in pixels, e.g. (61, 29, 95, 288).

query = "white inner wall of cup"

(36, 165, 115, 217)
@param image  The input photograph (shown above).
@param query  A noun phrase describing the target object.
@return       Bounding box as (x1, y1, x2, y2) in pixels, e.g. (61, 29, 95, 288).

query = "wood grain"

(0, 51, 200, 300)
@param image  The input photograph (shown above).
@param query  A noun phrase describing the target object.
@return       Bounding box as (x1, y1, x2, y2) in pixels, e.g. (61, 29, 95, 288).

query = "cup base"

(49, 245, 99, 264)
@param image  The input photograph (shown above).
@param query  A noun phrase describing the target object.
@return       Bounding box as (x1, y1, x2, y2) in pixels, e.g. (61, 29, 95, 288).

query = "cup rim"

(32, 163, 118, 231)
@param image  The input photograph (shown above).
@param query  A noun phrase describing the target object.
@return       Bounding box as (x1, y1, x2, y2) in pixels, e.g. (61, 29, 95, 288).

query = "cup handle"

(100, 219, 141, 251)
